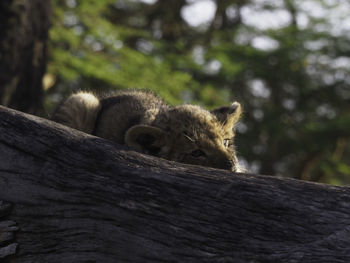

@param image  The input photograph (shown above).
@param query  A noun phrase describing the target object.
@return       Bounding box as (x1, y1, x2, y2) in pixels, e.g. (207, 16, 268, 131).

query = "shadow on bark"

(0, 105, 350, 262)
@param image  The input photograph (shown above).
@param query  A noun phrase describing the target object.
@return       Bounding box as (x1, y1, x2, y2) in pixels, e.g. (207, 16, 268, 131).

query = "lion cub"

(52, 90, 243, 171)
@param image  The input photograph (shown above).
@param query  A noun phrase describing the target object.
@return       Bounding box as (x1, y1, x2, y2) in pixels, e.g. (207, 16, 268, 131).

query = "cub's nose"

(222, 159, 235, 171)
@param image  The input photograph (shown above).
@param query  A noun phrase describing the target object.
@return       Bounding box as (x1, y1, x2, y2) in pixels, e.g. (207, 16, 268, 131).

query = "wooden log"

(0, 105, 350, 262)
(0, 201, 17, 259)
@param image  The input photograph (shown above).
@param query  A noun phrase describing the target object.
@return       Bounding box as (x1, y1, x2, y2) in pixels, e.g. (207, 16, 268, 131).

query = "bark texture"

(0, 0, 51, 114)
(0, 105, 350, 263)
(0, 201, 17, 260)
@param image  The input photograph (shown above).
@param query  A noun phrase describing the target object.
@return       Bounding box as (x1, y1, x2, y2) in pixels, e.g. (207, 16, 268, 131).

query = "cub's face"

(165, 104, 242, 171)
(165, 127, 238, 171)
(125, 102, 243, 172)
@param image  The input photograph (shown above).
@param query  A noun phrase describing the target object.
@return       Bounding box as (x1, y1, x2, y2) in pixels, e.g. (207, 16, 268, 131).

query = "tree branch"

(0, 105, 350, 262)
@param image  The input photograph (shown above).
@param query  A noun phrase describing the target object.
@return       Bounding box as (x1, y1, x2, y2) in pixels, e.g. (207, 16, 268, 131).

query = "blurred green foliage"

(46, 0, 350, 185)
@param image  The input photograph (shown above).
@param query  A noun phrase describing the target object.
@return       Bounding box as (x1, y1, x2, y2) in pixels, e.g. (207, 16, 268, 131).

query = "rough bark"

(0, 201, 18, 259)
(0, 105, 350, 263)
(0, 0, 51, 114)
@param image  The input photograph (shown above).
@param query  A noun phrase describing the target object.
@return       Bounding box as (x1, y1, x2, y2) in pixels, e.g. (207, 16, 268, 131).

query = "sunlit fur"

(52, 92, 101, 133)
(52, 90, 243, 172)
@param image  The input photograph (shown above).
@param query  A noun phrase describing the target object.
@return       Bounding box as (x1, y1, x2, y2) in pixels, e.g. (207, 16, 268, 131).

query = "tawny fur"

(52, 92, 101, 133)
(52, 90, 244, 172)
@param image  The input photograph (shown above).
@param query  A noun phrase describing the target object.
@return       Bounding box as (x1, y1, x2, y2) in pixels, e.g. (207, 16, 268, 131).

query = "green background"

(45, 0, 350, 185)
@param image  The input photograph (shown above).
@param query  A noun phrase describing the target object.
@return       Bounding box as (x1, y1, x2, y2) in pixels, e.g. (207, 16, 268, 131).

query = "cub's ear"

(125, 125, 167, 155)
(211, 102, 242, 129)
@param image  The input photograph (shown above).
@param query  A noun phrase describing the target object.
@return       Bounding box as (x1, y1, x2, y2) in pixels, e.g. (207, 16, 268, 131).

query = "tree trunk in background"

(0, 0, 51, 115)
(1, 105, 350, 262)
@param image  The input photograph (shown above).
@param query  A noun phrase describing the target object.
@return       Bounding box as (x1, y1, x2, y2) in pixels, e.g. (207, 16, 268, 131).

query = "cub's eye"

(223, 139, 231, 147)
(190, 149, 206, 158)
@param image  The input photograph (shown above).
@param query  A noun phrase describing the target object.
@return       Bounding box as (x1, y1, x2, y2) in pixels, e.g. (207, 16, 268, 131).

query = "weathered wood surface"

(0, 105, 350, 263)
(0, 201, 18, 259)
